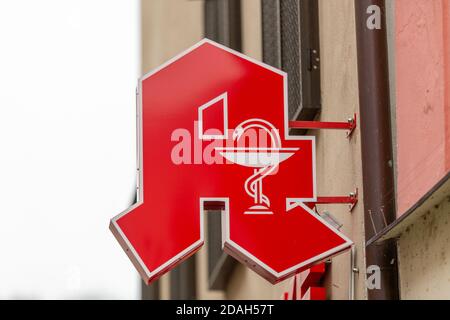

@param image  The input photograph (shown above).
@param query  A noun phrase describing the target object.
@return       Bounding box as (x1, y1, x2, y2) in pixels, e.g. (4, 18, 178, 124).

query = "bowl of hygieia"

(215, 119, 299, 215)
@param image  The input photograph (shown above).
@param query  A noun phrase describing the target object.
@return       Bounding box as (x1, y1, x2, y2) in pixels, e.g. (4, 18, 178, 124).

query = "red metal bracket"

(289, 113, 357, 138)
(207, 191, 358, 212)
(305, 189, 358, 212)
(283, 263, 327, 300)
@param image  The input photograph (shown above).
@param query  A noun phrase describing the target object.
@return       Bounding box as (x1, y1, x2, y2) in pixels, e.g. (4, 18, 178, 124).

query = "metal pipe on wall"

(349, 246, 356, 300)
(354, 0, 400, 300)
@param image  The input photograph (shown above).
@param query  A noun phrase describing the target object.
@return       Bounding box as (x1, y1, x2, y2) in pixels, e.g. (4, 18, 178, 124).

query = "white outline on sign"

(198, 92, 228, 140)
(109, 38, 353, 284)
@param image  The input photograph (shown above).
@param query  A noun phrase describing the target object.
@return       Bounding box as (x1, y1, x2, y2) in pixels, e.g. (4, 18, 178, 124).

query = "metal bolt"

(388, 159, 393, 167)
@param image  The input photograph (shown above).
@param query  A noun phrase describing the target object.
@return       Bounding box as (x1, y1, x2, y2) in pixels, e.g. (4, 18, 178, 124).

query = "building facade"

(139, 0, 450, 300)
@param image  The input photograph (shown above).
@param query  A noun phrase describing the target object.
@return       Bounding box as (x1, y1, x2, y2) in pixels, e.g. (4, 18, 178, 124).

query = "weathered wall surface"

(395, 0, 450, 216)
(393, 0, 450, 300)
(315, 0, 365, 300)
(397, 198, 450, 299)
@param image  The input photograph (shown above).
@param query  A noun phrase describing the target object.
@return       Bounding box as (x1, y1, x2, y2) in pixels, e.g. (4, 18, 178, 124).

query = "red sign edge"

(109, 38, 354, 285)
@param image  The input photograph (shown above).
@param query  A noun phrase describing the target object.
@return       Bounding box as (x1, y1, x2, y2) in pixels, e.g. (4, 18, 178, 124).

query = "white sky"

(0, 0, 141, 299)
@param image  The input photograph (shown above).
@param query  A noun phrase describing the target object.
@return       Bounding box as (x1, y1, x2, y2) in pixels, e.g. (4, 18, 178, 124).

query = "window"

(262, 0, 321, 123)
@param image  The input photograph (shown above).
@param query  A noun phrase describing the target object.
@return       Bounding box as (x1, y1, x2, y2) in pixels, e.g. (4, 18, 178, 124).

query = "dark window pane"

(262, 0, 321, 123)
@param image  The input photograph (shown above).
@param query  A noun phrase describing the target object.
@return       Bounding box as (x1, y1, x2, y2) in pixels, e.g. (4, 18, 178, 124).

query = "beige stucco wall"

(397, 198, 450, 299)
(226, 0, 366, 300)
(141, 0, 204, 72)
(315, 0, 366, 300)
(241, 0, 262, 61)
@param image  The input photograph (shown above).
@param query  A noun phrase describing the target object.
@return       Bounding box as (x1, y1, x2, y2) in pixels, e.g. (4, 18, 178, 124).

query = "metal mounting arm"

(305, 189, 358, 212)
(289, 113, 357, 137)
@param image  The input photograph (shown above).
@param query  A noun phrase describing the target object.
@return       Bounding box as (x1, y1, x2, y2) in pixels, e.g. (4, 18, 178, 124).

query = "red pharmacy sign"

(110, 39, 352, 284)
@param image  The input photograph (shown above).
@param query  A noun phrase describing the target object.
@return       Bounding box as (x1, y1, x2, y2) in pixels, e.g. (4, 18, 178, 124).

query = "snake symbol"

(233, 119, 281, 212)
(216, 118, 298, 215)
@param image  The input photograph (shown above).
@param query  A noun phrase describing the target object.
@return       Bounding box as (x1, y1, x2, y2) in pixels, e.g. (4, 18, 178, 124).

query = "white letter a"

(366, 5, 381, 30)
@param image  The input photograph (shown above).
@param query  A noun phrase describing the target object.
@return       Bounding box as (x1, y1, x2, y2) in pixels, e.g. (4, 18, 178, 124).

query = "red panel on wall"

(395, 0, 450, 216)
